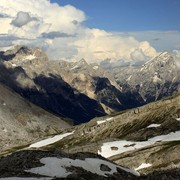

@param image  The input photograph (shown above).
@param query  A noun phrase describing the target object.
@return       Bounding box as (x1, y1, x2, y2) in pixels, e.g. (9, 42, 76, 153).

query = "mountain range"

(1, 46, 179, 125)
(0, 45, 180, 179)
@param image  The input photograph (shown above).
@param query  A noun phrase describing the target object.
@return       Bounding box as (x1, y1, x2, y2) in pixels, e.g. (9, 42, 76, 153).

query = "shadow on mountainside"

(0, 63, 106, 124)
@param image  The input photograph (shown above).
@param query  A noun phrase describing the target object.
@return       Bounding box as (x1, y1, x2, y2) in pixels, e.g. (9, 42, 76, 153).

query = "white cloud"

(0, 0, 159, 62)
(11, 11, 37, 27)
(74, 29, 157, 62)
(131, 49, 146, 61)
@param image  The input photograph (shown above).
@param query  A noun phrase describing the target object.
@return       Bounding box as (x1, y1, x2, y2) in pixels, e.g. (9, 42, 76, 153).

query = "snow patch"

(97, 117, 113, 125)
(135, 163, 152, 171)
(147, 124, 161, 128)
(26, 157, 139, 178)
(11, 63, 17, 67)
(24, 54, 36, 60)
(153, 75, 161, 83)
(93, 66, 99, 70)
(98, 131, 180, 158)
(176, 118, 180, 122)
(70, 65, 79, 70)
(29, 131, 74, 148)
(126, 75, 132, 81)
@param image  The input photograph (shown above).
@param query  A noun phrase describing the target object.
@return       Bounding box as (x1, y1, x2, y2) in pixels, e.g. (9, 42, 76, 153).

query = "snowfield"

(97, 117, 113, 125)
(135, 163, 152, 171)
(24, 54, 36, 60)
(98, 131, 180, 158)
(29, 131, 74, 148)
(26, 157, 139, 178)
(93, 66, 99, 70)
(146, 124, 161, 128)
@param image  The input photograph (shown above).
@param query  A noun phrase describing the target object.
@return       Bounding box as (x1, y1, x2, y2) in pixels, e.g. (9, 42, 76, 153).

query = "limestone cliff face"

(111, 52, 180, 103)
(0, 46, 106, 124)
(0, 83, 71, 152)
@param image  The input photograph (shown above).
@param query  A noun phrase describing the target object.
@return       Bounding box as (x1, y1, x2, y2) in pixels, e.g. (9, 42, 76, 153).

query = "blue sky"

(1, 0, 180, 62)
(51, 0, 180, 31)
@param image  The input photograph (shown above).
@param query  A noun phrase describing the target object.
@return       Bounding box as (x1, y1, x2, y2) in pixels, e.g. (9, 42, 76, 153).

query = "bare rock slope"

(0, 83, 71, 152)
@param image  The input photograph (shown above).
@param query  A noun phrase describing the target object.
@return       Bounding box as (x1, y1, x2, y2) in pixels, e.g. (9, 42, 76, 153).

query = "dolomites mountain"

(0, 46, 180, 125)
(0, 46, 106, 124)
(112, 51, 180, 103)
(0, 45, 180, 179)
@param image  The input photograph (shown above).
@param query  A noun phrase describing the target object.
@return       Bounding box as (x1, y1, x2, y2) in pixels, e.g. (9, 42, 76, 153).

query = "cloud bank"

(1, 0, 178, 63)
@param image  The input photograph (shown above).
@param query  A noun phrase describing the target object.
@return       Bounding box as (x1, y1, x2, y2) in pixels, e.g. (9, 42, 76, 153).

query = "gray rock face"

(0, 83, 71, 152)
(111, 52, 180, 103)
(0, 46, 106, 125)
(53, 58, 146, 113)
(100, 164, 112, 172)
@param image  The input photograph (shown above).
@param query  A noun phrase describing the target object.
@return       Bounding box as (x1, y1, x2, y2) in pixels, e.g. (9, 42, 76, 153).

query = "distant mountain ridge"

(0, 46, 180, 124)
(110, 51, 180, 103)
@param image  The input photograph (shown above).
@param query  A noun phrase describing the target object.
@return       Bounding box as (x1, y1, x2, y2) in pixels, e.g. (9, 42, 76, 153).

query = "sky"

(52, 0, 180, 31)
(0, 0, 180, 63)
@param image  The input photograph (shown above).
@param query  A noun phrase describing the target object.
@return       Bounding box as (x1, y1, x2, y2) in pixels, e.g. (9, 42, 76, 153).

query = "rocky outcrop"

(0, 149, 138, 179)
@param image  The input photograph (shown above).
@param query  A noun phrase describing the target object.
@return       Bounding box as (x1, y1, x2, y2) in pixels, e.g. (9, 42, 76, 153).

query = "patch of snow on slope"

(176, 118, 180, 122)
(127, 75, 132, 81)
(70, 65, 79, 70)
(98, 131, 180, 158)
(11, 63, 17, 67)
(153, 74, 161, 83)
(24, 54, 36, 60)
(97, 117, 113, 125)
(29, 131, 74, 148)
(147, 124, 161, 128)
(93, 66, 99, 70)
(135, 163, 152, 171)
(26, 157, 139, 178)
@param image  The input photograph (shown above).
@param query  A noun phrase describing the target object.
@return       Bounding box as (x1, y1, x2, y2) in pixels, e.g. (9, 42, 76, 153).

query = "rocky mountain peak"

(141, 51, 176, 73)
(15, 45, 32, 55)
(1, 46, 49, 70)
(69, 58, 89, 71)
(77, 58, 88, 66)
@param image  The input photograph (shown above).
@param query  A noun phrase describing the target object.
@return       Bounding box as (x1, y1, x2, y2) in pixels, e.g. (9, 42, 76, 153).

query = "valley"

(0, 46, 179, 179)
